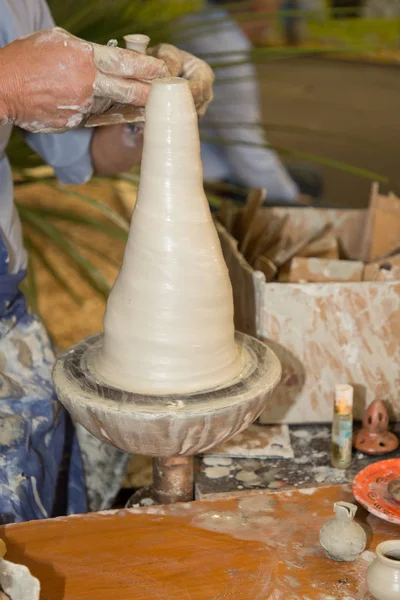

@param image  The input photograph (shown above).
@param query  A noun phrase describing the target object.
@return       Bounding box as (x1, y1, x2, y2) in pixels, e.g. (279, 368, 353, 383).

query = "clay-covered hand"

(147, 44, 214, 116)
(0, 27, 168, 133)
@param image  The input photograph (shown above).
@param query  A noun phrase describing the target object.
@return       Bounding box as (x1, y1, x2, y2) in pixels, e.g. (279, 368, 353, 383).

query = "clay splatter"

(204, 466, 231, 480)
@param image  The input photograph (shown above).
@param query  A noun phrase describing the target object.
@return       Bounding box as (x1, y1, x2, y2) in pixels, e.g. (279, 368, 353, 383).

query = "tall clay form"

(94, 78, 242, 395)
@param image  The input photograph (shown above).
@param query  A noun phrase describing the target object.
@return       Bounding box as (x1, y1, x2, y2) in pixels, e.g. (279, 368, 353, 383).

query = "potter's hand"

(0, 27, 168, 133)
(147, 44, 214, 116)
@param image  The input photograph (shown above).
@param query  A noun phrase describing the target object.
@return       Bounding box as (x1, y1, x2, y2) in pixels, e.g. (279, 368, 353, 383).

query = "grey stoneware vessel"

(319, 501, 367, 562)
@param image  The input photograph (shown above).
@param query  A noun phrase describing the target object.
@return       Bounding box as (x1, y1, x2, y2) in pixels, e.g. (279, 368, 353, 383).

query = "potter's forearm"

(0, 47, 14, 122)
(0, 95, 9, 123)
(91, 124, 144, 176)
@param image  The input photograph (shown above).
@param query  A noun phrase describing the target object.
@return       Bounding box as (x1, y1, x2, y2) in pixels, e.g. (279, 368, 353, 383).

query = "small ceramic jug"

(367, 540, 400, 600)
(319, 501, 367, 561)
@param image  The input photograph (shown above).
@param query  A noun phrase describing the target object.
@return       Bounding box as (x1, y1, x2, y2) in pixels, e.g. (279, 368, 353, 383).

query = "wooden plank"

(363, 255, 400, 281)
(360, 182, 380, 261)
(297, 226, 339, 259)
(216, 200, 235, 234)
(1, 485, 395, 600)
(360, 185, 400, 261)
(232, 188, 265, 245)
(216, 222, 257, 336)
(370, 202, 400, 260)
(253, 256, 277, 282)
(85, 104, 144, 127)
(241, 212, 271, 262)
(288, 257, 364, 283)
(239, 193, 268, 257)
(248, 215, 288, 266)
(270, 224, 331, 268)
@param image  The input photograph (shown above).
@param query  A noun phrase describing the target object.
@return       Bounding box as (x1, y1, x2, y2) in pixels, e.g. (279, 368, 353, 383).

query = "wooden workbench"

(1, 485, 398, 599)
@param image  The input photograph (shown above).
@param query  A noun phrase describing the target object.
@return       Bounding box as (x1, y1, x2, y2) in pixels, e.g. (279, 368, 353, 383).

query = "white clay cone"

(94, 77, 242, 395)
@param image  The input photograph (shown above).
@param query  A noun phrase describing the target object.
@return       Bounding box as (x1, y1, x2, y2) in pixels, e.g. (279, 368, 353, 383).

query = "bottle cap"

(335, 384, 353, 415)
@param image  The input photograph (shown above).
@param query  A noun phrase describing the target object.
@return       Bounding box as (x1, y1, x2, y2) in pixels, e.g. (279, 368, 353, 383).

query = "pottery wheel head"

(52, 332, 281, 457)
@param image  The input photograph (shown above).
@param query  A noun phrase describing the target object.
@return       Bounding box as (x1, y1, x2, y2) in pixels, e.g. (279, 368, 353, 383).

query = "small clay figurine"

(388, 477, 400, 504)
(319, 501, 367, 562)
(353, 399, 399, 455)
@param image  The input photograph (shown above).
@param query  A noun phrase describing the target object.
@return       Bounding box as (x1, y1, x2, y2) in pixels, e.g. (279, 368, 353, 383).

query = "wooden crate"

(217, 206, 400, 424)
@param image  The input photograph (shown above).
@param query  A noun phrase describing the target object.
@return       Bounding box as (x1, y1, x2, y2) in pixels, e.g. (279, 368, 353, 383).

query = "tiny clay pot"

(353, 400, 399, 455)
(319, 501, 367, 562)
(367, 540, 400, 600)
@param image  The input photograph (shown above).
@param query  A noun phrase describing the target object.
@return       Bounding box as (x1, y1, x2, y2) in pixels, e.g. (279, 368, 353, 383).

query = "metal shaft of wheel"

(153, 456, 194, 504)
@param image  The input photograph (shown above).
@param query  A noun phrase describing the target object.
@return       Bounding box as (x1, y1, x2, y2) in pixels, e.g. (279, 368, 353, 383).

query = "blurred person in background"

(0, 0, 213, 523)
(362, 0, 400, 17)
(178, 0, 322, 204)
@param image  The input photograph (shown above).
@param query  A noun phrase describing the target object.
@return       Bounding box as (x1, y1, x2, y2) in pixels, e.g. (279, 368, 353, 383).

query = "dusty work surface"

(1, 485, 397, 599)
(196, 424, 400, 499)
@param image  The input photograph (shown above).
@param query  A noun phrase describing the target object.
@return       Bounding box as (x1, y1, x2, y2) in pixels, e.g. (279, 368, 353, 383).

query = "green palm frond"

(18, 204, 128, 240)
(24, 234, 84, 305)
(21, 252, 39, 314)
(19, 205, 115, 298)
(44, 182, 130, 232)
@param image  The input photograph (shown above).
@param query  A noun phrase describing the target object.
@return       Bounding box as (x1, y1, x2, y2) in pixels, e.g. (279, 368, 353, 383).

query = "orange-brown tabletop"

(1, 485, 398, 600)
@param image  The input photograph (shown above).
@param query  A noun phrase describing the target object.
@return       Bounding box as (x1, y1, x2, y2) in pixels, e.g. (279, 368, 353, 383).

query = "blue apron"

(0, 236, 88, 523)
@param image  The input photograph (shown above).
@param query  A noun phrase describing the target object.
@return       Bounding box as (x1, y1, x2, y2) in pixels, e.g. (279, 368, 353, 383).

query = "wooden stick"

(232, 188, 266, 245)
(271, 223, 332, 268)
(253, 256, 277, 282)
(248, 215, 289, 266)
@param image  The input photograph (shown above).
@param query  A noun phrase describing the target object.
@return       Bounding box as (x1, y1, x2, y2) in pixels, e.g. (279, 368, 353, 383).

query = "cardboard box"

(217, 206, 400, 424)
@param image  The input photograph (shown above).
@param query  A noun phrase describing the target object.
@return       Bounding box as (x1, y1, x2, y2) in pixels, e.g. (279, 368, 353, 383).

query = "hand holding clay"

(148, 44, 214, 116)
(0, 27, 168, 133)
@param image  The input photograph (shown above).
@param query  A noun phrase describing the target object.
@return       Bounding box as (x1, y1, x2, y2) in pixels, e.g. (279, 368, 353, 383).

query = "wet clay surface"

(1, 485, 397, 599)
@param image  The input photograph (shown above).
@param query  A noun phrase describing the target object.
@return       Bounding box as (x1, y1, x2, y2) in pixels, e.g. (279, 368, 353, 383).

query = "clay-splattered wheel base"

(53, 332, 281, 457)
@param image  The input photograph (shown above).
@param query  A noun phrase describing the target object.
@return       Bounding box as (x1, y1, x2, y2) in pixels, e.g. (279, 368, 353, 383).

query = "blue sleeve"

(32, 0, 55, 29)
(22, 0, 95, 185)
(22, 129, 94, 185)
